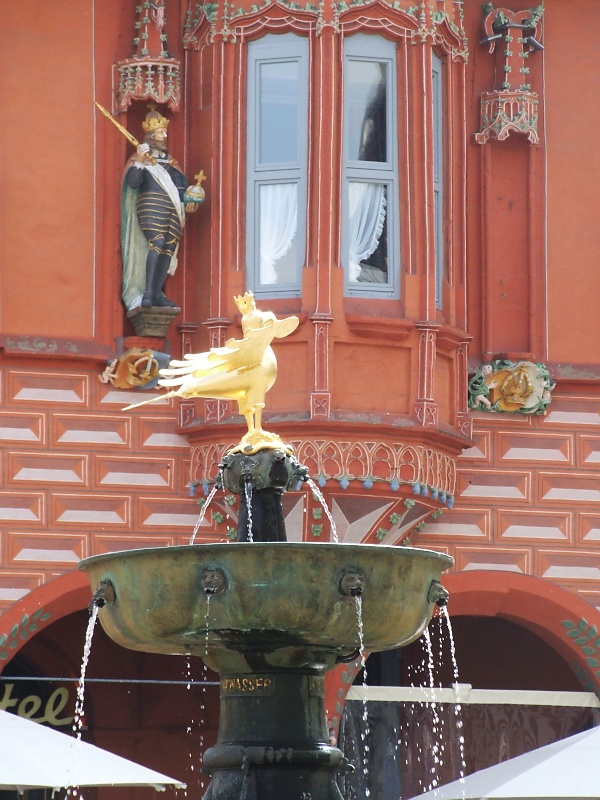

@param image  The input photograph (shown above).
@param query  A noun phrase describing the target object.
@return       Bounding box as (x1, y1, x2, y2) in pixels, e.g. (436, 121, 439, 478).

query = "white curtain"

(348, 182, 386, 282)
(259, 183, 298, 284)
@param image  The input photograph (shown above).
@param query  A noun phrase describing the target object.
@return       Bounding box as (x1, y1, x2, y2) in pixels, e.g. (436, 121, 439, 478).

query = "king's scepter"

(94, 101, 157, 164)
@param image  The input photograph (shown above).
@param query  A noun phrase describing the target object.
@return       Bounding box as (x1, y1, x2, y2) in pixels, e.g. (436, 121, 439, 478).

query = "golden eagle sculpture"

(124, 293, 299, 452)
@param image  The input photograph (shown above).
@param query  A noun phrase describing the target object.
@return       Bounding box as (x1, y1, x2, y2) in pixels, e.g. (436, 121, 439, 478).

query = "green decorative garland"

(561, 618, 600, 696)
(0, 609, 52, 662)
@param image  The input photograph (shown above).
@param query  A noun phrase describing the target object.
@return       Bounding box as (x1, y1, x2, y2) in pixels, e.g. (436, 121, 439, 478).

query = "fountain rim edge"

(77, 542, 454, 572)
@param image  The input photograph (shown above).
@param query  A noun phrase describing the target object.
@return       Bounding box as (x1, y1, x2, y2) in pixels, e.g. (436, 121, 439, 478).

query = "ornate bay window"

(183, 2, 466, 313)
(182, 3, 468, 438)
(232, 12, 462, 312)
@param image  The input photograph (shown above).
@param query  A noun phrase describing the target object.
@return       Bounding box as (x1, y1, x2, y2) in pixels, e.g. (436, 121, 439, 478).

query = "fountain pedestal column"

(203, 670, 346, 799)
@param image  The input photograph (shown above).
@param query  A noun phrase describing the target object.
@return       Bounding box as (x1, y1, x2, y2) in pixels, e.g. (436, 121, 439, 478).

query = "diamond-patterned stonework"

(0, 364, 198, 610)
(424, 391, 600, 606)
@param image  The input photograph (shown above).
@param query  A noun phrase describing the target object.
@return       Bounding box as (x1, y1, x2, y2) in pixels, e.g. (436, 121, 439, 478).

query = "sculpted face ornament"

(339, 570, 364, 597)
(428, 579, 449, 607)
(200, 568, 227, 596)
(89, 579, 116, 611)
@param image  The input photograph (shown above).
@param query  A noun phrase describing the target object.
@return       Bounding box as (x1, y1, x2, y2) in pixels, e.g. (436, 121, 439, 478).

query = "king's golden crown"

(142, 110, 169, 133)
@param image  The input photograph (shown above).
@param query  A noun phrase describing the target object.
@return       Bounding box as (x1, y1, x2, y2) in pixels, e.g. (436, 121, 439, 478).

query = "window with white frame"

(432, 51, 445, 309)
(246, 34, 308, 296)
(342, 34, 399, 296)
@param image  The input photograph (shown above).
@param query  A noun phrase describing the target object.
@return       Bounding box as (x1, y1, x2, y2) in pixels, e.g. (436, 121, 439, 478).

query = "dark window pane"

(347, 60, 387, 163)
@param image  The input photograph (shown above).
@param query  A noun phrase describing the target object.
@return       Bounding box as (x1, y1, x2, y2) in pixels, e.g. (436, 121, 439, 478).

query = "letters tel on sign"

(0, 682, 73, 726)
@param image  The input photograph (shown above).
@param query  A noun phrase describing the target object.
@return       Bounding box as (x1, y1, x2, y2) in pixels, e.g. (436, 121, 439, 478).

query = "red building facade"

(1, 0, 599, 796)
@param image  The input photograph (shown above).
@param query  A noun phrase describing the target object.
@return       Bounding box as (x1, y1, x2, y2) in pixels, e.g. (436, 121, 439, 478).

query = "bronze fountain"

(80, 294, 453, 799)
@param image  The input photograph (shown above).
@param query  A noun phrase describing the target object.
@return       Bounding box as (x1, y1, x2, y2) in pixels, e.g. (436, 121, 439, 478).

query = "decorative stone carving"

(190, 437, 457, 502)
(475, 4, 544, 144)
(98, 348, 170, 390)
(468, 360, 555, 415)
(476, 89, 539, 144)
(114, 0, 181, 112)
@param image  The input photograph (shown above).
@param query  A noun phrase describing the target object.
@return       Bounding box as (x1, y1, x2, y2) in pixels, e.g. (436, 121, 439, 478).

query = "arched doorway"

(1, 607, 220, 800)
(336, 571, 600, 800)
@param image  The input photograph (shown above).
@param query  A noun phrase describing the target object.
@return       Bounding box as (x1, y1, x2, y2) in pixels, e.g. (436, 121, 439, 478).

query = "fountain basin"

(79, 542, 453, 673)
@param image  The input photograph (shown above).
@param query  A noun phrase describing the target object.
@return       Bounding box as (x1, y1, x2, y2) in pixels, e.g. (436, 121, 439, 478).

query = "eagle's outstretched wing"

(122, 312, 299, 412)
(157, 320, 294, 390)
(157, 342, 241, 386)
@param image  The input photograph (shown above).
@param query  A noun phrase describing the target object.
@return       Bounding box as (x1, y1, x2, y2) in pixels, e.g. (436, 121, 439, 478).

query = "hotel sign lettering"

(0, 682, 73, 727)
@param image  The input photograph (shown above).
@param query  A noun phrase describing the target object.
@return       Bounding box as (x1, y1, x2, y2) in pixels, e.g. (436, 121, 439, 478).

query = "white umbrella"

(410, 725, 600, 800)
(0, 709, 186, 791)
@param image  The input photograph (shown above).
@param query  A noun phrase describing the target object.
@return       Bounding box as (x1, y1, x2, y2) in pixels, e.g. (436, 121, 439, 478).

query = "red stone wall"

(418, 390, 600, 609)
(0, 361, 199, 612)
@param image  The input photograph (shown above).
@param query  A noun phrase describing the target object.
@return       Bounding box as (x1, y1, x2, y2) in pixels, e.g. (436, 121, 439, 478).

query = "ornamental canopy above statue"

(114, 0, 181, 112)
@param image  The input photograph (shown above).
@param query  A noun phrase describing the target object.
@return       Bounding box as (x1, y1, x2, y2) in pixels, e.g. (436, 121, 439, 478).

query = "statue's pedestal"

(127, 305, 180, 337)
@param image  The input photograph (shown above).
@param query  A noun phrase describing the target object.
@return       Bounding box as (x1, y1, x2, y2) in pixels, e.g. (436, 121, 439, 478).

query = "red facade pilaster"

(414, 322, 440, 426)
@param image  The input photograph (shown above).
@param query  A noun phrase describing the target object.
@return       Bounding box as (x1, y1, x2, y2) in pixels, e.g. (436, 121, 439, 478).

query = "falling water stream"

(198, 659, 210, 796)
(355, 595, 371, 797)
(204, 592, 212, 651)
(244, 479, 254, 541)
(190, 474, 336, 544)
(196, 591, 213, 793)
(423, 627, 442, 790)
(306, 478, 338, 542)
(66, 604, 99, 797)
(184, 655, 195, 797)
(190, 483, 219, 545)
(441, 607, 467, 783)
(342, 606, 467, 799)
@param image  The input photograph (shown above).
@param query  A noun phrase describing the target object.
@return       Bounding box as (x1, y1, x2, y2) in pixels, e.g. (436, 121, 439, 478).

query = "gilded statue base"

(228, 429, 294, 456)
